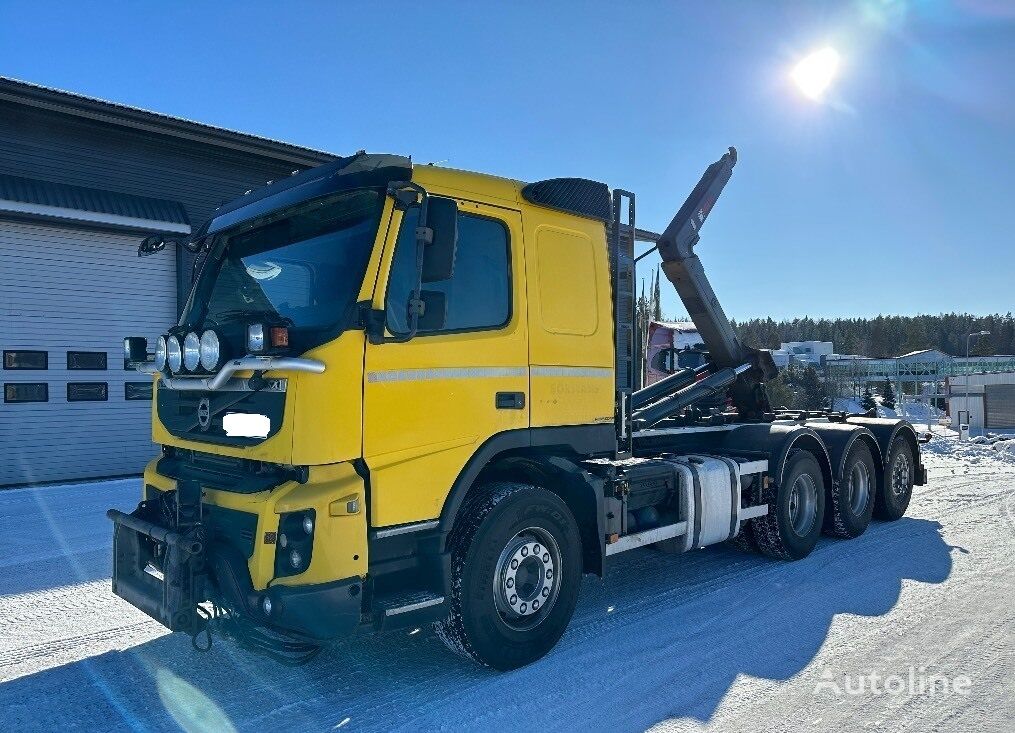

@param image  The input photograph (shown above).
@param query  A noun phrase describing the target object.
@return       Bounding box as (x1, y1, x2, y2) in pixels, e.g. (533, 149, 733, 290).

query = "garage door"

(985, 384, 1015, 429)
(0, 220, 176, 486)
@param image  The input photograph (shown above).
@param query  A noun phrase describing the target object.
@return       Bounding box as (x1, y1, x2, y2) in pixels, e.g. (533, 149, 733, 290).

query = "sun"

(791, 47, 840, 101)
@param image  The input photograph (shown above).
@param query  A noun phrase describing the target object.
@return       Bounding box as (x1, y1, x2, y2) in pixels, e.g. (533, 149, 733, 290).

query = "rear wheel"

(825, 440, 876, 538)
(434, 482, 582, 670)
(754, 451, 826, 561)
(874, 437, 914, 521)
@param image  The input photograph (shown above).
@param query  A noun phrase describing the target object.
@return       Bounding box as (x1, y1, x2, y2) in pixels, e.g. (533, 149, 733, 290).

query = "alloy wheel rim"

(891, 452, 912, 497)
(493, 527, 561, 631)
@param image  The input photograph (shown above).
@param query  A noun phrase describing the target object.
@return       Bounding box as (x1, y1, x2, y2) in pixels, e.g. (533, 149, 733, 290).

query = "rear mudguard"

(801, 422, 883, 488)
(843, 417, 926, 485)
(720, 423, 834, 491)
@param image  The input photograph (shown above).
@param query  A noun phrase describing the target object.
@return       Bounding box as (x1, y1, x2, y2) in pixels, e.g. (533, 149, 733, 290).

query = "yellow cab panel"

(362, 167, 528, 527)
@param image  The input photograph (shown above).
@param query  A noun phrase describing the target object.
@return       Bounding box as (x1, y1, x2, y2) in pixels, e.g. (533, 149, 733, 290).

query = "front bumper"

(108, 503, 362, 642)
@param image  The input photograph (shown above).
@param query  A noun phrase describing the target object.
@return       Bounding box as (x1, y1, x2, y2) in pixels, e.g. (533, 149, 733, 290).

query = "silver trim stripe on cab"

(366, 365, 614, 384)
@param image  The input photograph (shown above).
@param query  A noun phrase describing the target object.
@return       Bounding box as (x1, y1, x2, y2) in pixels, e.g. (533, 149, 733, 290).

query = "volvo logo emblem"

(197, 398, 211, 431)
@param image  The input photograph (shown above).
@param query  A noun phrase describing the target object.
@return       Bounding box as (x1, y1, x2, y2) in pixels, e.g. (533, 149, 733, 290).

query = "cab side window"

(385, 206, 510, 335)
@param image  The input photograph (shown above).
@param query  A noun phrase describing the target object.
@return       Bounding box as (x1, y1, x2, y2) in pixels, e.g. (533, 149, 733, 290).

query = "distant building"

(0, 77, 335, 486)
(947, 372, 1015, 431)
(771, 341, 834, 368)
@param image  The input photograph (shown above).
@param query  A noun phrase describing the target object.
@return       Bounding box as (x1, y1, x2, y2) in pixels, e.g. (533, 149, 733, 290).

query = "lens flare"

(791, 47, 840, 100)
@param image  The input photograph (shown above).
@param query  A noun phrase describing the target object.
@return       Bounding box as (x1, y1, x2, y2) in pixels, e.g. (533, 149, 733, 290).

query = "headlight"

(247, 323, 265, 353)
(183, 332, 201, 371)
(274, 509, 315, 577)
(154, 336, 168, 371)
(199, 330, 221, 371)
(166, 336, 183, 373)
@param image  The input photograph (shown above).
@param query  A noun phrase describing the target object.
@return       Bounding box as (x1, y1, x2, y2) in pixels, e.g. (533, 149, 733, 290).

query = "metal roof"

(0, 76, 336, 168)
(0, 172, 190, 232)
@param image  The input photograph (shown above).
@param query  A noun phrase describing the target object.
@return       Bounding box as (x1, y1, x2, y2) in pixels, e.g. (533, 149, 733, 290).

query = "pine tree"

(798, 366, 828, 410)
(652, 267, 662, 321)
(880, 379, 896, 409)
(861, 384, 877, 412)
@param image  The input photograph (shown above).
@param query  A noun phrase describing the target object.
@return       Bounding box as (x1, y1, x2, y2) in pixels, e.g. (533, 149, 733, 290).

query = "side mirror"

(421, 197, 458, 283)
(417, 290, 447, 331)
(123, 336, 149, 365)
(138, 235, 168, 257)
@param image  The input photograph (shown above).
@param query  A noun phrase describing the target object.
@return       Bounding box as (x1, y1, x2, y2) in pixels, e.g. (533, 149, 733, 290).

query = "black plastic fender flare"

(719, 423, 834, 491)
(843, 417, 924, 484)
(801, 422, 883, 487)
(437, 425, 615, 573)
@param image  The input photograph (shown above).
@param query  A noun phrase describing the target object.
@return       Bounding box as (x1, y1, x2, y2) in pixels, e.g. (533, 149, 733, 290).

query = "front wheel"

(434, 482, 582, 670)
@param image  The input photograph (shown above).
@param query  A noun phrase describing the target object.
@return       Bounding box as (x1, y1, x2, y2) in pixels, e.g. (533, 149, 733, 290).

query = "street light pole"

(964, 330, 991, 438)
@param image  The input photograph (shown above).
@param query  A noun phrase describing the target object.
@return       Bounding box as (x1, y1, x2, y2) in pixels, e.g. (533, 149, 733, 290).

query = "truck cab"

(112, 151, 926, 669)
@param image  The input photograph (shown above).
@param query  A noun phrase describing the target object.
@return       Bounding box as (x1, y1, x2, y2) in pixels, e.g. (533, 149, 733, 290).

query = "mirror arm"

(381, 181, 433, 343)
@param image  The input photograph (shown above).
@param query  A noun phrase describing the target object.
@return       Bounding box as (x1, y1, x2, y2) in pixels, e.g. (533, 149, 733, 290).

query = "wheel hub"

(891, 452, 912, 496)
(788, 473, 818, 537)
(494, 528, 560, 630)
(847, 460, 871, 515)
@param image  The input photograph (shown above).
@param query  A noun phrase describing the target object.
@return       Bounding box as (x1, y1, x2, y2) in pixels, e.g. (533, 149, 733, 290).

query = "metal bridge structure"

(825, 355, 1015, 384)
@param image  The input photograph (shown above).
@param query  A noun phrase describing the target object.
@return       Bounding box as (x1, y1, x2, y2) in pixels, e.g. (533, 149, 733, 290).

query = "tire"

(824, 440, 876, 539)
(753, 451, 826, 561)
(433, 481, 582, 670)
(874, 436, 914, 521)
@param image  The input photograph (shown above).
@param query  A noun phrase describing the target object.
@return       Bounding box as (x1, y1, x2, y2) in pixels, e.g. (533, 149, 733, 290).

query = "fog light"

(302, 515, 314, 535)
(262, 596, 273, 616)
(247, 323, 265, 353)
(199, 329, 221, 371)
(289, 549, 303, 569)
(166, 336, 183, 373)
(183, 332, 201, 371)
(155, 336, 168, 371)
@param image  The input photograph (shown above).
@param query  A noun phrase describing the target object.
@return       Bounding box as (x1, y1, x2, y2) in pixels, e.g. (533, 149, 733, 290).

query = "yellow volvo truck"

(113, 150, 926, 669)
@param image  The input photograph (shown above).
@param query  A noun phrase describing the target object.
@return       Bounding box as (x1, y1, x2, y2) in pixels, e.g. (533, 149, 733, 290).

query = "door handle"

(495, 392, 525, 410)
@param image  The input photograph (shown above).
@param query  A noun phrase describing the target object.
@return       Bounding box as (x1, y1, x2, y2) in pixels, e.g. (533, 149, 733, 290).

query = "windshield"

(182, 189, 384, 354)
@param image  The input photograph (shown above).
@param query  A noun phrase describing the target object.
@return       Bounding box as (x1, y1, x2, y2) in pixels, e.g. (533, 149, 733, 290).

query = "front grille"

(156, 448, 306, 494)
(157, 387, 285, 447)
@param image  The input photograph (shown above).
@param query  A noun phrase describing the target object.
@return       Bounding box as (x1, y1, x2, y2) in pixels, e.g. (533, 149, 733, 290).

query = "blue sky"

(1, 1, 1012, 320)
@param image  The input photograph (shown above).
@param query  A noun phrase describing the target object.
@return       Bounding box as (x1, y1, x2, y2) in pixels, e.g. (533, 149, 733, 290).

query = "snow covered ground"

(2, 431, 1013, 733)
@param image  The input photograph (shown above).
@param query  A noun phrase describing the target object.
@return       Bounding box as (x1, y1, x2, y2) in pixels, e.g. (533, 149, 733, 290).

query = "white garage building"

(0, 77, 333, 486)
(947, 372, 1015, 432)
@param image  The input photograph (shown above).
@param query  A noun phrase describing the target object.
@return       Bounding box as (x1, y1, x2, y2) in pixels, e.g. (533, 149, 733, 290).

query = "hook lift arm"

(635, 147, 778, 423)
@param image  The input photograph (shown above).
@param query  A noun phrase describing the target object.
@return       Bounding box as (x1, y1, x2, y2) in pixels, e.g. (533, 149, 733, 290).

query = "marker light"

(270, 326, 289, 348)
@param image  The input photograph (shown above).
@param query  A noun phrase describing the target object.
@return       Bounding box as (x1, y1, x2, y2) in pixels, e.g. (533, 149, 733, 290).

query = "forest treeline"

(730, 313, 1015, 358)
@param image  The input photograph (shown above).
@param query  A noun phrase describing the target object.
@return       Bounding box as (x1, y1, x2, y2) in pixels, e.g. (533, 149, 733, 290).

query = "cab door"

(363, 198, 528, 527)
